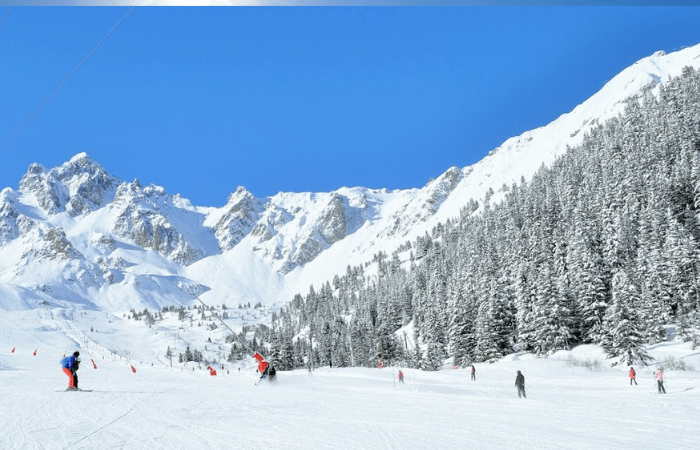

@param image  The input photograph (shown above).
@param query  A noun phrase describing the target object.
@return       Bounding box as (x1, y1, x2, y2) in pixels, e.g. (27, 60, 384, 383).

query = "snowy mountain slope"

(262, 44, 700, 301)
(2, 45, 700, 314)
(1, 307, 699, 450)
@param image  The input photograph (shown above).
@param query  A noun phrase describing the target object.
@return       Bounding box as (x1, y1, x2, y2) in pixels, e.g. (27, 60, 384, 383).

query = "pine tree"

(421, 341, 442, 371)
(601, 268, 652, 365)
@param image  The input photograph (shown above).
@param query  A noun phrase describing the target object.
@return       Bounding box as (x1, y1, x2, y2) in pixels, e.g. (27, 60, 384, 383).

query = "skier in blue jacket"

(60, 351, 81, 391)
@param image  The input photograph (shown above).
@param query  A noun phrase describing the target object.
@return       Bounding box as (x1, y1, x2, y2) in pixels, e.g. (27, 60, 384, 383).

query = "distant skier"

(268, 365, 277, 383)
(515, 370, 526, 398)
(629, 367, 637, 386)
(60, 351, 81, 391)
(655, 368, 666, 394)
(398, 370, 404, 383)
(471, 365, 476, 381)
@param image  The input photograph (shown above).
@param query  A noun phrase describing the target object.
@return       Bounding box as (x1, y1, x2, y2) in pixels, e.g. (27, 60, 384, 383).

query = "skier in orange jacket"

(629, 367, 637, 386)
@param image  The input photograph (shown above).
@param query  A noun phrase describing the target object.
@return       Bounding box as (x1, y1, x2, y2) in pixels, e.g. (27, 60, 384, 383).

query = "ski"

(56, 389, 93, 392)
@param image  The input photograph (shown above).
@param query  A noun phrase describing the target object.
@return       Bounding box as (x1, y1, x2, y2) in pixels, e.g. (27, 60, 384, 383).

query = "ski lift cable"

(0, 6, 135, 154)
(191, 293, 257, 356)
(642, 351, 700, 368)
(0, 7, 13, 33)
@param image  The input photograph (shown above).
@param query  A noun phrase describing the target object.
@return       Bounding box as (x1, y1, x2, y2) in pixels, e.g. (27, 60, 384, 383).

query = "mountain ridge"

(2, 44, 700, 313)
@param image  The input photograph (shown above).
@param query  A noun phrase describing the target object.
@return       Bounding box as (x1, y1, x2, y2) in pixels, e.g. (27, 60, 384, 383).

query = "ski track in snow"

(3, 355, 700, 449)
(2, 311, 700, 449)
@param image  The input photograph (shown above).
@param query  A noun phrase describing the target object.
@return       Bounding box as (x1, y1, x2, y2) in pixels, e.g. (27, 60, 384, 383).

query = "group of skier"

(629, 366, 666, 393)
(57, 351, 668, 396)
(393, 365, 667, 399)
(395, 364, 528, 398)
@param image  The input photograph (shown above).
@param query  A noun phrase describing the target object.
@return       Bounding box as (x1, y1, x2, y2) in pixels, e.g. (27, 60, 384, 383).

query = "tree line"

(257, 67, 700, 370)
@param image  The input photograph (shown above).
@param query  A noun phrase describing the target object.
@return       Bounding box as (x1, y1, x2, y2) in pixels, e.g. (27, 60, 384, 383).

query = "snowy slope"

(1, 308, 699, 449)
(2, 45, 700, 314)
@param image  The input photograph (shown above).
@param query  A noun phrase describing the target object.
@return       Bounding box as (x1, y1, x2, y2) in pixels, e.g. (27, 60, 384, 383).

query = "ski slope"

(2, 310, 699, 450)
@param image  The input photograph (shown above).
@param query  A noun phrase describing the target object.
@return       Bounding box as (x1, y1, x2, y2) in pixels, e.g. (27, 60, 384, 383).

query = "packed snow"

(1, 309, 699, 449)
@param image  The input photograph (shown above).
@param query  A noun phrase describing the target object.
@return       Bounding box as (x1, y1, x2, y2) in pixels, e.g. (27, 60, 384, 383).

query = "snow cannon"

(206, 365, 217, 376)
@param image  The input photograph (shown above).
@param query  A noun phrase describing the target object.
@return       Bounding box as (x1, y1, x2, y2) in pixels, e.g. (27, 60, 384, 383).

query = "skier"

(628, 367, 637, 385)
(398, 370, 404, 383)
(515, 370, 526, 398)
(259, 364, 269, 382)
(471, 365, 476, 381)
(60, 351, 81, 391)
(655, 368, 666, 394)
(268, 364, 277, 383)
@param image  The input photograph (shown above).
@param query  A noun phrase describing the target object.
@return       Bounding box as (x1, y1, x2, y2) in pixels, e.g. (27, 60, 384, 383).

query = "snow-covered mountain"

(2, 44, 700, 314)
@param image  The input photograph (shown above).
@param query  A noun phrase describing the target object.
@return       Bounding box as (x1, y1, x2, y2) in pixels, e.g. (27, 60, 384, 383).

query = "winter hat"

(73, 351, 80, 357)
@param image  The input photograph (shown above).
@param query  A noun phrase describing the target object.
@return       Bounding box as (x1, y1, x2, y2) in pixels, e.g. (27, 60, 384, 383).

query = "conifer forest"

(259, 67, 700, 371)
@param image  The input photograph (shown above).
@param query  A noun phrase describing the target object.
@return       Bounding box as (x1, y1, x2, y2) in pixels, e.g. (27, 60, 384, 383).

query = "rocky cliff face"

(26, 227, 84, 261)
(385, 166, 464, 238)
(18, 152, 119, 217)
(0, 188, 40, 247)
(213, 186, 263, 252)
(111, 181, 205, 266)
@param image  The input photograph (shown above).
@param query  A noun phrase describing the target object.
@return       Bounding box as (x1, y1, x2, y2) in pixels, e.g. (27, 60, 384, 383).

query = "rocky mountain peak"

(19, 152, 119, 216)
(214, 186, 263, 251)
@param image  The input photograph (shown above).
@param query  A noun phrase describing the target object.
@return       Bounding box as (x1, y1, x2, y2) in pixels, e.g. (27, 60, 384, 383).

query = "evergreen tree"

(601, 268, 653, 365)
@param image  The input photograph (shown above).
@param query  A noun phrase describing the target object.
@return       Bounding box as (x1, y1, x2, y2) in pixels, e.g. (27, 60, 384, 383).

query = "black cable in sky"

(0, 7, 135, 154)
(0, 7, 13, 33)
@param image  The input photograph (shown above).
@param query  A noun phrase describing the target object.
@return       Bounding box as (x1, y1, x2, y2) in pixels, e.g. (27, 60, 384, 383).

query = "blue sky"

(1, 7, 700, 206)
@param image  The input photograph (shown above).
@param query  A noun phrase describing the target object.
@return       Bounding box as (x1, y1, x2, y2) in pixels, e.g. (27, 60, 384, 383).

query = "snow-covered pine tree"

(421, 341, 442, 371)
(601, 267, 652, 366)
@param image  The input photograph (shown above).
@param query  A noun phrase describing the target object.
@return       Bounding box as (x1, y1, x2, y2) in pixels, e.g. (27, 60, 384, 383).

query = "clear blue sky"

(1, 7, 700, 206)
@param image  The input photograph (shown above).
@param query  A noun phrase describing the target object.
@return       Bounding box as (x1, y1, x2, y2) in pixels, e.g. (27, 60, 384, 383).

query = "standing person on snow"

(60, 351, 81, 391)
(629, 367, 637, 386)
(655, 368, 666, 394)
(515, 370, 526, 398)
(471, 365, 476, 381)
(398, 370, 404, 383)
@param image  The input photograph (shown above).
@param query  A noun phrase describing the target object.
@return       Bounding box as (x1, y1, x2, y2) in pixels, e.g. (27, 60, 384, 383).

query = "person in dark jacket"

(515, 370, 526, 398)
(471, 365, 476, 381)
(73, 358, 81, 389)
(60, 351, 80, 390)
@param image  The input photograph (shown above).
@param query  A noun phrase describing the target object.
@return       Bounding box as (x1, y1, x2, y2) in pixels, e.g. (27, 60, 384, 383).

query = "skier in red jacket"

(629, 367, 637, 386)
(398, 370, 404, 383)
